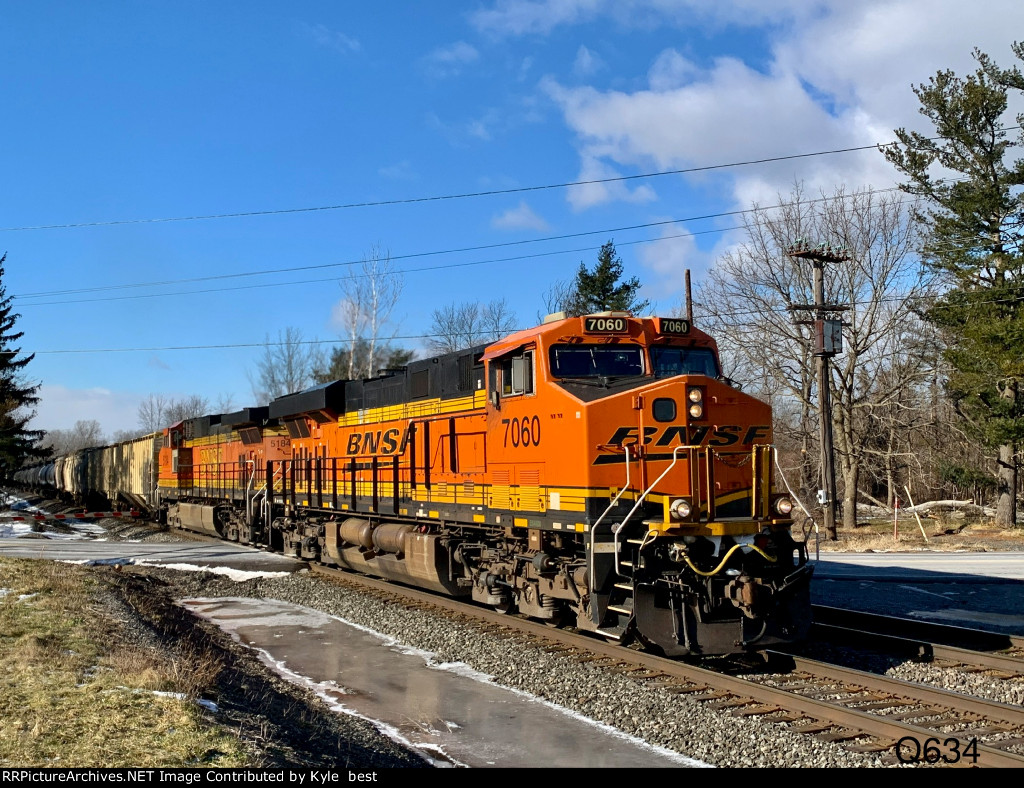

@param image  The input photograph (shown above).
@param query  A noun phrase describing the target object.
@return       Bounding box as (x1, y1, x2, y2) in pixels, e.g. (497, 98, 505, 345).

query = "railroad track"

(806, 605, 1024, 677)
(309, 564, 1024, 767)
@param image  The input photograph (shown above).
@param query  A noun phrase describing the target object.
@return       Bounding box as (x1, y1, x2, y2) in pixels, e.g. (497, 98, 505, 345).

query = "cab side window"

(490, 349, 535, 399)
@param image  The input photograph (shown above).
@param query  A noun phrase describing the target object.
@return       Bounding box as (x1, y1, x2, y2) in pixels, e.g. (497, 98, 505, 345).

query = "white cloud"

(29, 385, 145, 436)
(634, 226, 712, 308)
(491, 201, 551, 231)
(573, 45, 603, 77)
(427, 109, 502, 146)
(467, 119, 492, 141)
(563, 150, 657, 211)
(647, 49, 697, 91)
(378, 160, 416, 180)
(471, 0, 605, 36)
(296, 22, 361, 53)
(471, 0, 817, 37)
(543, 1, 1024, 217)
(518, 56, 535, 82)
(421, 41, 480, 78)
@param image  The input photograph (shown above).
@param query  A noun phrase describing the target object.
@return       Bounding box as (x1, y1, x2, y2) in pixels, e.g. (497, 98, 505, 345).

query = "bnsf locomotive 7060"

(22, 312, 813, 656)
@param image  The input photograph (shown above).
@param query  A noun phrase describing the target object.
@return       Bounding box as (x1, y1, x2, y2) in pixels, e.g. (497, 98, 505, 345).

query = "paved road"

(810, 551, 1024, 635)
(812, 551, 1024, 581)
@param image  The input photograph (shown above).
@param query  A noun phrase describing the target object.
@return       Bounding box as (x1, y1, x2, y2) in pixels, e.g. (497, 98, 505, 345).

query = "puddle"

(182, 596, 707, 769)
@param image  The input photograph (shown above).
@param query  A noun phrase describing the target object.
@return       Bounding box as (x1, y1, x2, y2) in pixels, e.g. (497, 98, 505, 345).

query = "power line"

(8, 123, 1021, 236)
(34, 290, 1024, 356)
(19, 182, 1008, 309)
(16, 227, 733, 307)
(18, 186, 925, 304)
(13, 214, 740, 301)
(0, 142, 897, 234)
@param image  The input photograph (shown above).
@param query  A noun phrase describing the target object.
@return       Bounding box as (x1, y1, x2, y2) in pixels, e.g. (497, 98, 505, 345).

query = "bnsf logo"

(605, 425, 771, 448)
(344, 427, 409, 456)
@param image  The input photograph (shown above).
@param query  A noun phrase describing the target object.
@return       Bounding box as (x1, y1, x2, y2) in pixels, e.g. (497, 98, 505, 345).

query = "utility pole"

(684, 269, 693, 324)
(787, 241, 849, 540)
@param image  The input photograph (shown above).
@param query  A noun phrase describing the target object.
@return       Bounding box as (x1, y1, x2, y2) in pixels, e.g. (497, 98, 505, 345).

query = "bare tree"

(39, 420, 106, 455)
(249, 328, 323, 403)
(214, 392, 235, 413)
(334, 245, 404, 379)
(137, 394, 169, 433)
(165, 394, 210, 424)
(111, 428, 147, 442)
(538, 278, 576, 322)
(697, 184, 929, 534)
(428, 298, 518, 354)
(138, 392, 214, 431)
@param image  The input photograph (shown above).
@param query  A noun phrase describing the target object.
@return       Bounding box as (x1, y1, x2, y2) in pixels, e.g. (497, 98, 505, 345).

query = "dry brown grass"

(0, 558, 251, 767)
(813, 516, 1024, 552)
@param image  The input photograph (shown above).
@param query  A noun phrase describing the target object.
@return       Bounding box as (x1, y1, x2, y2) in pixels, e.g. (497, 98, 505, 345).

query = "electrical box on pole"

(815, 318, 843, 355)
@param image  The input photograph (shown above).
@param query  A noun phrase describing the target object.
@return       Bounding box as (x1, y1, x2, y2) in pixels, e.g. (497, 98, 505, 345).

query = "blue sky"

(4, 1, 1023, 436)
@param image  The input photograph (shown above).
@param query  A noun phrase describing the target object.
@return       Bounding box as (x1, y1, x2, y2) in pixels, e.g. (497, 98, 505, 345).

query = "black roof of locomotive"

(220, 407, 270, 427)
(268, 380, 348, 420)
(265, 344, 488, 421)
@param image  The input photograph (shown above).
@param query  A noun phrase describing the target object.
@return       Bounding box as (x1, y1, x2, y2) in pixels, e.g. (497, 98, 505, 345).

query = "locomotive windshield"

(650, 346, 719, 378)
(549, 344, 644, 378)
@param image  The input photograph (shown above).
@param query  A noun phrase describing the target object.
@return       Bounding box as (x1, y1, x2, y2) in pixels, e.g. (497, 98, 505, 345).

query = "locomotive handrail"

(613, 445, 685, 579)
(588, 444, 631, 593)
(252, 461, 289, 529)
(244, 460, 255, 525)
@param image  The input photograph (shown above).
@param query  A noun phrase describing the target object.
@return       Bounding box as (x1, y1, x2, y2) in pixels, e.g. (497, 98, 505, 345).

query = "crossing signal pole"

(787, 241, 849, 541)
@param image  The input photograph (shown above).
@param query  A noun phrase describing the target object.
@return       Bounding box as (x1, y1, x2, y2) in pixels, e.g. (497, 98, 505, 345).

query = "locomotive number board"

(583, 316, 630, 334)
(656, 317, 691, 335)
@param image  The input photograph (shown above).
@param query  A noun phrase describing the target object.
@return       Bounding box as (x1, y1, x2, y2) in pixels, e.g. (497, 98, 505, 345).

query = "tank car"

(156, 312, 812, 657)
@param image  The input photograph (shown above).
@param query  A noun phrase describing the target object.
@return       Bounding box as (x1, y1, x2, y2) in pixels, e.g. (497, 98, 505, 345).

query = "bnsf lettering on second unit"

(344, 427, 410, 456)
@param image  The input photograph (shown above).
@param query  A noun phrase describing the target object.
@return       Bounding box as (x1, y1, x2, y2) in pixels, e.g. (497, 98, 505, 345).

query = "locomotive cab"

(481, 312, 813, 655)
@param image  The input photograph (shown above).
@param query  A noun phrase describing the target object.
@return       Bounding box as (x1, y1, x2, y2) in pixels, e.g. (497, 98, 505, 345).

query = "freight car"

(31, 312, 814, 657)
(13, 433, 161, 511)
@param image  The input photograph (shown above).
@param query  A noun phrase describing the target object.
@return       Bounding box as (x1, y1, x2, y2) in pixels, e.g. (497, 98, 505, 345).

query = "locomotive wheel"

(633, 627, 664, 655)
(493, 599, 515, 615)
(543, 608, 567, 628)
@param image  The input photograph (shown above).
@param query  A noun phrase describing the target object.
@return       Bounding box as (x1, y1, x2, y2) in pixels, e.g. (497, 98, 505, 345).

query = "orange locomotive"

(158, 312, 812, 656)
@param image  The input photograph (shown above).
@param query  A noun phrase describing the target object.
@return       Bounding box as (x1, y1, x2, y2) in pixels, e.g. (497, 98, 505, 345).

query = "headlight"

(670, 498, 692, 519)
(773, 497, 794, 515)
(688, 388, 702, 403)
(688, 403, 704, 418)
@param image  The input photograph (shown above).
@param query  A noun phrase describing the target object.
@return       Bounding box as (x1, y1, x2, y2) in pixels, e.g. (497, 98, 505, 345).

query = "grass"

(0, 558, 252, 768)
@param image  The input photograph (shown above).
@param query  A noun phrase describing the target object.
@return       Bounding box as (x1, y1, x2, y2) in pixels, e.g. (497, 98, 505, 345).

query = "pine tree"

(882, 45, 1024, 526)
(0, 253, 44, 474)
(313, 340, 415, 383)
(565, 240, 650, 317)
